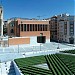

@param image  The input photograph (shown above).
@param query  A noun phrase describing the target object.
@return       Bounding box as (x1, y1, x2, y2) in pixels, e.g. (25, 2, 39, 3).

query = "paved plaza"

(0, 42, 75, 75)
(0, 42, 75, 62)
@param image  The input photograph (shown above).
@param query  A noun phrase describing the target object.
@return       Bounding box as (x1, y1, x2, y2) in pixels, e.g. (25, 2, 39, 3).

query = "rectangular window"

(70, 21, 74, 25)
(21, 24, 23, 31)
(70, 24, 74, 36)
(12, 24, 14, 27)
(38, 24, 40, 31)
(10, 23, 14, 27)
(70, 31, 74, 36)
(30, 24, 32, 31)
(44, 25, 47, 31)
(70, 25, 73, 27)
(43, 25, 44, 31)
(35, 24, 37, 31)
(39, 25, 42, 31)
(11, 29, 14, 33)
(27, 24, 29, 31)
(70, 29, 73, 31)
(24, 24, 26, 31)
(33, 24, 34, 31)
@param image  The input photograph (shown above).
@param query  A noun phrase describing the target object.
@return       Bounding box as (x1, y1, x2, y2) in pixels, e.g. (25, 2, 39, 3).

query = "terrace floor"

(0, 42, 75, 62)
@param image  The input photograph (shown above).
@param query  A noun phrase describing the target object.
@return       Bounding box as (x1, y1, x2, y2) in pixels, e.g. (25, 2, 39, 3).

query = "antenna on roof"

(37, 16, 41, 20)
(37, 15, 46, 20)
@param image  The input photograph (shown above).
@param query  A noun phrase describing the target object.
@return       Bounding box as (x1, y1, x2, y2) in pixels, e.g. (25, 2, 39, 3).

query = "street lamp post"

(0, 60, 2, 75)
(18, 44, 19, 53)
(57, 40, 60, 49)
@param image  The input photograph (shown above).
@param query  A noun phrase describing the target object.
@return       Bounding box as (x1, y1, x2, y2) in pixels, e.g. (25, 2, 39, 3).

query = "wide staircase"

(8, 61, 16, 75)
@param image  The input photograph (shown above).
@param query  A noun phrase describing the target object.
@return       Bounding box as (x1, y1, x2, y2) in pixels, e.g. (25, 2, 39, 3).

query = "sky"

(1, 0, 75, 20)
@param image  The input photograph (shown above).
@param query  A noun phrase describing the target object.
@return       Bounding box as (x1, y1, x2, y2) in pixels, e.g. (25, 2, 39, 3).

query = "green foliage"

(60, 50, 75, 54)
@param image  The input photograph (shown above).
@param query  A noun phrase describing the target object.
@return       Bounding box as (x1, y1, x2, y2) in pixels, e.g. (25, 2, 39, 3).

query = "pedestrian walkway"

(0, 61, 11, 75)
(8, 61, 16, 75)
(0, 61, 16, 75)
(0, 42, 74, 75)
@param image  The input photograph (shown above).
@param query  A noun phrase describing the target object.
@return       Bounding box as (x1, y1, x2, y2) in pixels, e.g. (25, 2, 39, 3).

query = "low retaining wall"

(13, 61, 23, 75)
(9, 37, 30, 45)
(8, 36, 50, 46)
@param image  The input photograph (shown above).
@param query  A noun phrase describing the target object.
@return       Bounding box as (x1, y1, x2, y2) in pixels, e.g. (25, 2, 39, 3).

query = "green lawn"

(14, 54, 75, 75)
(15, 55, 52, 75)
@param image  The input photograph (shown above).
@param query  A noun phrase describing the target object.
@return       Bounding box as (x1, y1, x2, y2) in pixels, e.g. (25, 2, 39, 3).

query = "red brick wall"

(9, 37, 30, 45)
(20, 31, 50, 39)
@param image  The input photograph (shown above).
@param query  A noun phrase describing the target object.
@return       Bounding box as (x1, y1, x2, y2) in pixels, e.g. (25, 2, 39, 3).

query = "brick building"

(7, 18, 50, 40)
